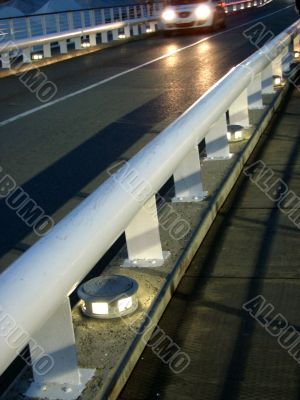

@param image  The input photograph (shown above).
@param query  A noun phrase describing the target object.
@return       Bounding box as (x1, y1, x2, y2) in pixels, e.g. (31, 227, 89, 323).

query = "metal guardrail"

(0, 0, 272, 69)
(0, 3, 162, 68)
(0, 15, 298, 399)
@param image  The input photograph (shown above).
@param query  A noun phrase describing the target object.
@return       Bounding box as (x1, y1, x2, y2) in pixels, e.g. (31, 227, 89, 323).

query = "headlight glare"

(195, 4, 211, 19)
(162, 8, 176, 21)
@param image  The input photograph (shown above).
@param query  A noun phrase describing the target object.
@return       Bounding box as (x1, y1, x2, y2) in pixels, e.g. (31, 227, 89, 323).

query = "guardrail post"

(262, 63, 275, 94)
(124, 25, 131, 38)
(41, 15, 47, 35)
(59, 40, 68, 54)
(25, 17, 32, 38)
(149, 22, 156, 32)
(229, 89, 250, 127)
(293, 33, 300, 52)
(1, 53, 11, 69)
(133, 25, 139, 36)
(248, 72, 264, 109)
(90, 10, 96, 27)
(55, 14, 60, 33)
(101, 32, 108, 43)
(67, 12, 74, 30)
(282, 43, 293, 75)
(43, 43, 51, 58)
(124, 196, 168, 267)
(22, 48, 31, 63)
(9, 20, 15, 41)
(173, 146, 207, 202)
(26, 298, 95, 400)
(89, 33, 97, 46)
(112, 29, 119, 41)
(80, 11, 85, 28)
(205, 113, 231, 159)
(73, 37, 81, 50)
(110, 8, 114, 22)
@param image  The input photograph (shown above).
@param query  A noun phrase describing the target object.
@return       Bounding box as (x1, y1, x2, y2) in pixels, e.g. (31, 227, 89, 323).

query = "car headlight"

(162, 8, 176, 21)
(195, 4, 212, 19)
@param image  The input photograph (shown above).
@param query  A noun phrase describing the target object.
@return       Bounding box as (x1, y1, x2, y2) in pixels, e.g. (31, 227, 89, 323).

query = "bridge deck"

(119, 86, 300, 400)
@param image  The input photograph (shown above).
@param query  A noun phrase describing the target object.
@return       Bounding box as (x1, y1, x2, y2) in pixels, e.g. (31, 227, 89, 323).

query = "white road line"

(0, 3, 294, 128)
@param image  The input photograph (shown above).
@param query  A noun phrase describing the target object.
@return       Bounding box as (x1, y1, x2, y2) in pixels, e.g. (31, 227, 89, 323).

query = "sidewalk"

(119, 87, 300, 400)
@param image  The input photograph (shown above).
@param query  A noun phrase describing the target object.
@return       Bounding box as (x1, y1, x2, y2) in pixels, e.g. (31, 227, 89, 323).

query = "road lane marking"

(0, 3, 294, 128)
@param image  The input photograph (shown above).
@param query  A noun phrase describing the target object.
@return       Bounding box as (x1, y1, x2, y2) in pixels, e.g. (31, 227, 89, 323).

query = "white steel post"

(41, 15, 47, 35)
(173, 146, 207, 202)
(59, 40, 68, 54)
(112, 29, 119, 41)
(101, 31, 108, 43)
(26, 299, 95, 400)
(73, 37, 81, 50)
(293, 33, 300, 52)
(43, 43, 51, 58)
(205, 113, 231, 159)
(89, 10, 96, 27)
(124, 25, 131, 38)
(282, 43, 293, 75)
(149, 22, 156, 32)
(55, 14, 60, 32)
(124, 196, 168, 268)
(25, 17, 32, 38)
(89, 33, 97, 46)
(141, 24, 147, 34)
(22, 48, 31, 63)
(248, 72, 264, 109)
(133, 25, 139, 36)
(229, 89, 250, 127)
(67, 12, 74, 30)
(262, 63, 275, 94)
(1, 53, 11, 69)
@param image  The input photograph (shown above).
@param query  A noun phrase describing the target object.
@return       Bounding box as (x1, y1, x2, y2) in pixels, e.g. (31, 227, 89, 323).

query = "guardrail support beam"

(89, 33, 97, 46)
(173, 146, 207, 202)
(294, 33, 300, 52)
(205, 113, 231, 159)
(1, 53, 11, 69)
(262, 63, 275, 94)
(73, 37, 81, 50)
(101, 32, 108, 43)
(248, 73, 264, 109)
(133, 25, 139, 36)
(124, 196, 168, 267)
(43, 43, 51, 58)
(59, 40, 68, 54)
(26, 298, 94, 400)
(22, 48, 31, 63)
(229, 89, 250, 127)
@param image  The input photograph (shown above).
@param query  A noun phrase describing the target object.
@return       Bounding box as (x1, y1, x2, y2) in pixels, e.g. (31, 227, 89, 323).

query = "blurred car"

(161, 0, 226, 33)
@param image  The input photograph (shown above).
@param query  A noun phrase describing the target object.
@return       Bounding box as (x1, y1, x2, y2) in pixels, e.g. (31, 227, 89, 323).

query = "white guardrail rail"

(0, 17, 299, 400)
(0, 0, 271, 69)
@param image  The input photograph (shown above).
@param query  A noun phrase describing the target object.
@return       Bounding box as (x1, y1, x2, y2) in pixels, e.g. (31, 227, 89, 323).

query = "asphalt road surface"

(0, 0, 298, 272)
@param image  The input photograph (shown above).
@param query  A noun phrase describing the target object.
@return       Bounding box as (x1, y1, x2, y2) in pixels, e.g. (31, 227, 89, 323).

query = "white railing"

(0, 12, 297, 400)
(224, 0, 272, 13)
(0, 3, 162, 68)
(0, 0, 272, 69)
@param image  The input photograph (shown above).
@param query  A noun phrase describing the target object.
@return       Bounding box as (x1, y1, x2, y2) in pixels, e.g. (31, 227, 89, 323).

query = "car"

(161, 0, 226, 34)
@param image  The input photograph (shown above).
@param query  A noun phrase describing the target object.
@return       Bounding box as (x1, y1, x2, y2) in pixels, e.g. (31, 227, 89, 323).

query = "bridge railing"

(0, 0, 272, 69)
(0, 11, 297, 400)
(0, 3, 163, 69)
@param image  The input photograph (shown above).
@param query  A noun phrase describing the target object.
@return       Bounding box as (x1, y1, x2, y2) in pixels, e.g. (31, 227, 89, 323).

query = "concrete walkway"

(119, 87, 300, 400)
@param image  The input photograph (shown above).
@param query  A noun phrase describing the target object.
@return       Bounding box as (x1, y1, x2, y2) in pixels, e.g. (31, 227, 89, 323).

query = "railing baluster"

(205, 113, 231, 159)
(173, 147, 207, 202)
(124, 196, 167, 267)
